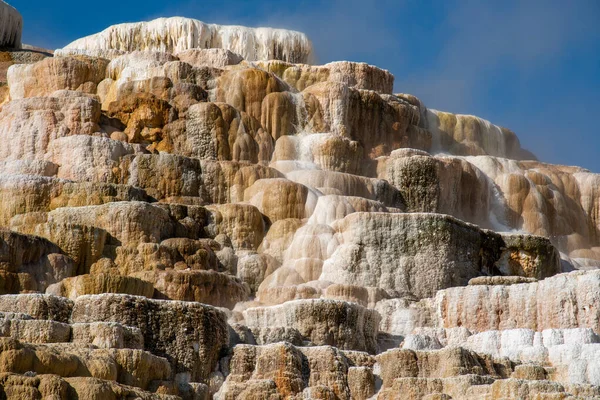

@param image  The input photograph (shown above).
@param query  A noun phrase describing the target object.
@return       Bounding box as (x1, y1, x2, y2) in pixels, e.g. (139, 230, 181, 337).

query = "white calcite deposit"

(59, 16, 314, 63)
(0, 3, 599, 399)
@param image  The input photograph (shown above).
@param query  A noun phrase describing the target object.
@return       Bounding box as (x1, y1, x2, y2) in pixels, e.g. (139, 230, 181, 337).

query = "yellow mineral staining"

(0, 6, 598, 399)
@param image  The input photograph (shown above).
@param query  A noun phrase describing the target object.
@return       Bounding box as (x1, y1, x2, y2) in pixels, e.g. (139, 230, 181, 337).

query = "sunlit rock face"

(7, 56, 109, 99)
(380, 149, 498, 229)
(244, 299, 380, 353)
(70, 293, 229, 381)
(59, 17, 314, 64)
(380, 150, 600, 263)
(423, 108, 536, 160)
(321, 212, 495, 299)
(0, 95, 103, 160)
(255, 59, 395, 93)
(1, 5, 600, 399)
(467, 156, 600, 261)
(320, 212, 560, 299)
(432, 270, 600, 333)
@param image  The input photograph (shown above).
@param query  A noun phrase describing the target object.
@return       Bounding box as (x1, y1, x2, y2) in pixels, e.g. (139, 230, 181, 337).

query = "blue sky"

(10, 0, 600, 172)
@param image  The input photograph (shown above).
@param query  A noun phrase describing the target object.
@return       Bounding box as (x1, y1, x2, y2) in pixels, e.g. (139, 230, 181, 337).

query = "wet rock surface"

(0, 4, 598, 398)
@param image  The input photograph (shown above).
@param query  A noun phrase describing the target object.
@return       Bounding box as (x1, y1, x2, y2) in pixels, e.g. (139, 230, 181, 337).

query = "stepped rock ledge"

(0, 2, 598, 399)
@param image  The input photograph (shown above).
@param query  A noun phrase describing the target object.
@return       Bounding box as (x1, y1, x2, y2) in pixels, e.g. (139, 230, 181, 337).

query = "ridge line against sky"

(10, 0, 600, 172)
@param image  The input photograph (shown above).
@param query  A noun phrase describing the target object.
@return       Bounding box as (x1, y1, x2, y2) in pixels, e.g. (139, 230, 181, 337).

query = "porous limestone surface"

(0, 3, 598, 398)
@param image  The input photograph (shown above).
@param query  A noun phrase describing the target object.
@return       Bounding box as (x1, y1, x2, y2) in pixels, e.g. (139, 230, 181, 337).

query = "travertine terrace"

(0, 2, 599, 399)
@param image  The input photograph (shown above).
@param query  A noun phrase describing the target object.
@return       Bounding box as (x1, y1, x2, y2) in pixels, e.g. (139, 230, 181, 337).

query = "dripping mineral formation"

(0, 3, 599, 399)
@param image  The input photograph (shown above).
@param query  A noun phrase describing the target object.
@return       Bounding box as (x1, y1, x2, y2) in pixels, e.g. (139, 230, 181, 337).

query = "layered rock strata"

(0, 6, 598, 399)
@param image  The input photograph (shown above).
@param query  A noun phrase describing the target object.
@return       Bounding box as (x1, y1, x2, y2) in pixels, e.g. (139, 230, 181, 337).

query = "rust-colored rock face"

(0, 4, 599, 399)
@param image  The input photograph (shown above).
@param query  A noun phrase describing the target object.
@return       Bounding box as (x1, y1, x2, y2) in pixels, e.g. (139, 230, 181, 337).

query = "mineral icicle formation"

(0, 3, 599, 399)
(59, 16, 314, 64)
